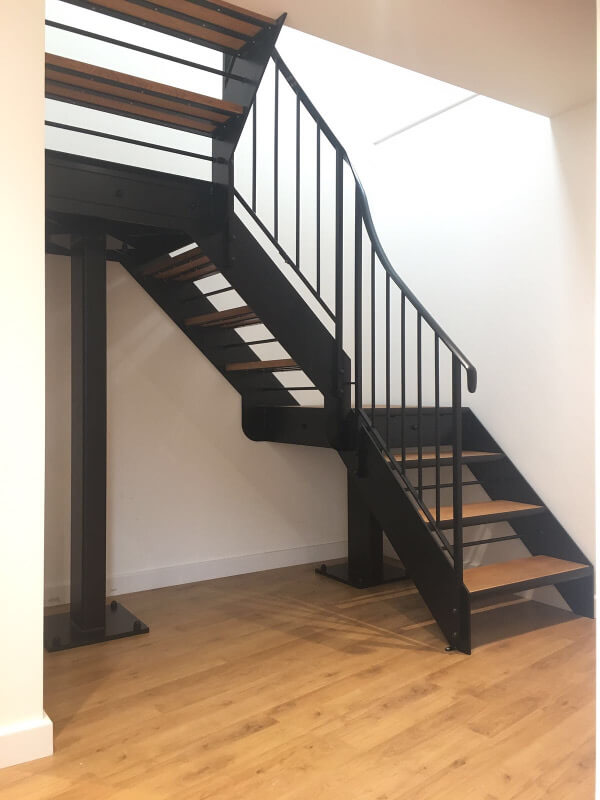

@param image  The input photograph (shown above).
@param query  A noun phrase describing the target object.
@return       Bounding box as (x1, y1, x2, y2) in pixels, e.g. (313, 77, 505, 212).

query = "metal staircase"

(44, 0, 593, 654)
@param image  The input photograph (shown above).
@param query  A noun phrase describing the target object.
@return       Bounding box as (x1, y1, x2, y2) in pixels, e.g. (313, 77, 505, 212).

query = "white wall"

(0, 1, 53, 770)
(230, 0, 596, 117)
(45, 257, 347, 604)
(366, 97, 596, 566)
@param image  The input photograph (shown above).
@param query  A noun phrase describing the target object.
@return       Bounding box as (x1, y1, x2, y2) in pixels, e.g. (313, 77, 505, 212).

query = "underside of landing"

(46, 149, 223, 241)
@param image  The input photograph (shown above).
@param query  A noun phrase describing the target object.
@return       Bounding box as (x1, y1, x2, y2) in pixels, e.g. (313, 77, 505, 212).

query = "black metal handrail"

(273, 51, 477, 392)
(233, 48, 478, 601)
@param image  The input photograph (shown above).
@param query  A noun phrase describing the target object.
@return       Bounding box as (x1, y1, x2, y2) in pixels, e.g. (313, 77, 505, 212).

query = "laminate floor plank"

(0, 564, 593, 799)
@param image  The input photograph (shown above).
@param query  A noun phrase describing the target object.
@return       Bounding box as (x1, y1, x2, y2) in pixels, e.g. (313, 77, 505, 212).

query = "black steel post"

(452, 356, 463, 583)
(316, 125, 321, 296)
(354, 189, 362, 413)
(316, 473, 407, 588)
(70, 231, 107, 634)
(434, 334, 441, 523)
(44, 231, 148, 651)
(330, 148, 351, 447)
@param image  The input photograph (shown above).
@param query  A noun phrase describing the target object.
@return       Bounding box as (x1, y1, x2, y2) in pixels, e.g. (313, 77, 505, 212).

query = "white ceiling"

(277, 27, 475, 152)
(246, 0, 596, 116)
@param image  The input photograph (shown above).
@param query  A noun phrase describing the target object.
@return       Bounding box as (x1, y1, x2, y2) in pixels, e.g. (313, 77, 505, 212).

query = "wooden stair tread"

(209, 0, 277, 26)
(395, 450, 501, 464)
(154, 255, 212, 279)
(185, 305, 260, 328)
(464, 556, 591, 595)
(174, 263, 219, 281)
(225, 358, 298, 373)
(421, 500, 544, 524)
(63, 0, 254, 52)
(45, 54, 242, 135)
(139, 0, 266, 37)
(142, 246, 208, 276)
(420, 500, 546, 530)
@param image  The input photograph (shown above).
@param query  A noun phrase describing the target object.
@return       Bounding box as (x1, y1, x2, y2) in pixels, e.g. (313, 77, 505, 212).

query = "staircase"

(44, 0, 593, 655)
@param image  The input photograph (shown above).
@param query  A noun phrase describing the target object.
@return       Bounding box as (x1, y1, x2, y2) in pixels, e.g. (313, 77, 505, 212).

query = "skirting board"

(0, 713, 53, 770)
(45, 540, 347, 606)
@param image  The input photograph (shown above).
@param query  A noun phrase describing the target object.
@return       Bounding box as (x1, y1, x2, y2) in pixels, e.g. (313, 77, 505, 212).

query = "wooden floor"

(0, 564, 594, 799)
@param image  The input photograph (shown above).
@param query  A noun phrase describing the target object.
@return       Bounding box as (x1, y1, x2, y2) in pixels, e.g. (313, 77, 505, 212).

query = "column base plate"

(44, 602, 149, 652)
(315, 559, 408, 589)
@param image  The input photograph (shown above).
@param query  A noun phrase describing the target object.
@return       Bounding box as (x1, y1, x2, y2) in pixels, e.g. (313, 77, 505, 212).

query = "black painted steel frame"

(44, 231, 148, 651)
(315, 473, 407, 589)
(43, 7, 594, 656)
(235, 48, 478, 651)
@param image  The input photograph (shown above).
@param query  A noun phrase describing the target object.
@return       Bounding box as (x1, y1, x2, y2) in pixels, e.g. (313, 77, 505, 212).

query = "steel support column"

(316, 474, 407, 588)
(44, 231, 148, 650)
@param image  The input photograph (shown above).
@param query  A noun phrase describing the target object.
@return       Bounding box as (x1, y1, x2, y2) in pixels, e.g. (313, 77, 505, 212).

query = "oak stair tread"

(59, 0, 276, 53)
(45, 53, 243, 135)
(174, 263, 219, 281)
(463, 556, 591, 596)
(225, 358, 298, 373)
(394, 449, 502, 466)
(420, 499, 545, 529)
(185, 305, 260, 328)
(154, 256, 213, 280)
(141, 246, 218, 281)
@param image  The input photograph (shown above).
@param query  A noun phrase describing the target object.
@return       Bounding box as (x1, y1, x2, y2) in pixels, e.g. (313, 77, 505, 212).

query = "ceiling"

(246, 0, 596, 116)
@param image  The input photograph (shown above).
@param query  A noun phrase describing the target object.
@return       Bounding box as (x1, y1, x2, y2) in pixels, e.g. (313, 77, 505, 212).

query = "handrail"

(272, 49, 477, 393)
(234, 44, 476, 605)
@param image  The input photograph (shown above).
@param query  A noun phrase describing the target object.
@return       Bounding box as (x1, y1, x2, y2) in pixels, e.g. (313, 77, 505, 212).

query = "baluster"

(335, 149, 344, 412)
(273, 63, 279, 240)
(295, 94, 301, 270)
(434, 333, 441, 524)
(370, 245, 376, 425)
(316, 124, 321, 296)
(251, 98, 257, 212)
(385, 272, 390, 450)
(452, 356, 463, 582)
(400, 292, 406, 470)
(354, 190, 362, 413)
(417, 312, 423, 500)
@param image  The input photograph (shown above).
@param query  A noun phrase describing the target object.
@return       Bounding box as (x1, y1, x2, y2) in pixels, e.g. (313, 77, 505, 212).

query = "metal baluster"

(434, 333, 441, 524)
(400, 292, 406, 470)
(452, 356, 463, 582)
(251, 98, 257, 212)
(385, 272, 391, 451)
(316, 124, 321, 296)
(273, 63, 279, 240)
(354, 189, 362, 413)
(335, 149, 344, 415)
(295, 94, 301, 270)
(417, 312, 423, 500)
(370, 245, 376, 425)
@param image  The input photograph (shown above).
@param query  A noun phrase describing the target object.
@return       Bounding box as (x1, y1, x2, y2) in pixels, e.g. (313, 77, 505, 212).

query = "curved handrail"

(273, 49, 477, 393)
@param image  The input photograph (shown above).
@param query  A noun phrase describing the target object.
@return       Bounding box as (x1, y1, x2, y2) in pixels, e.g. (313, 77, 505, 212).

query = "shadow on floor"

(471, 596, 578, 648)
